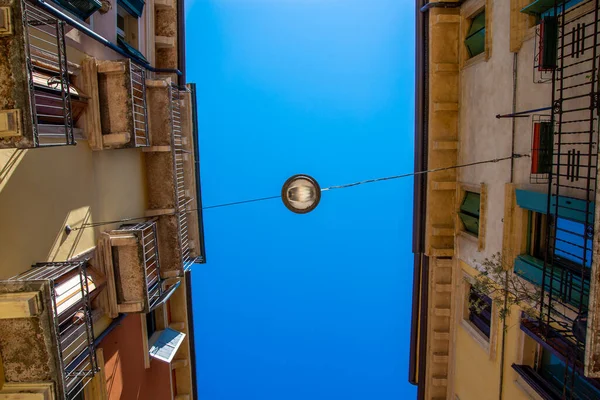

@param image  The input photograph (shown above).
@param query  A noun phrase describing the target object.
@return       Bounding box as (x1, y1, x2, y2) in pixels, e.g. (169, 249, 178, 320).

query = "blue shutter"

(515, 189, 594, 224)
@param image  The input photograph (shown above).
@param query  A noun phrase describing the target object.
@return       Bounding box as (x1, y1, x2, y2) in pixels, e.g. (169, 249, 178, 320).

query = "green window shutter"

(520, 0, 555, 15)
(118, 36, 148, 64)
(460, 191, 480, 217)
(465, 11, 485, 58)
(118, 0, 145, 18)
(52, 0, 101, 20)
(459, 212, 479, 236)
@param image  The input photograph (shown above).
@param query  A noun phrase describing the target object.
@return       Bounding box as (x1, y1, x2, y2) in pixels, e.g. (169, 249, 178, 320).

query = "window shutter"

(465, 11, 485, 58)
(459, 212, 479, 236)
(52, 0, 101, 20)
(531, 122, 553, 173)
(460, 191, 480, 217)
(117, 37, 148, 64)
(118, 0, 145, 18)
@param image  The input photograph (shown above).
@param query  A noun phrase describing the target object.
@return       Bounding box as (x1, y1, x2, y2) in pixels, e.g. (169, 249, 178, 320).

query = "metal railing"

(114, 220, 163, 310)
(18, 0, 153, 148)
(535, 0, 599, 384)
(533, 23, 555, 84)
(169, 85, 195, 270)
(9, 261, 97, 399)
(23, 0, 74, 147)
(130, 62, 150, 147)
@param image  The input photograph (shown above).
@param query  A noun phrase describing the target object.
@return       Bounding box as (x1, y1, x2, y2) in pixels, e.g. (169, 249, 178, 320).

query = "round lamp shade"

(281, 174, 321, 214)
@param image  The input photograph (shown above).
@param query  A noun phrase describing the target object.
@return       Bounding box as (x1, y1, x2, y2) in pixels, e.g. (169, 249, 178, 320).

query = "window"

(517, 211, 591, 308)
(465, 11, 486, 58)
(146, 310, 157, 340)
(515, 343, 600, 400)
(527, 211, 548, 260)
(531, 121, 553, 174)
(459, 191, 481, 237)
(467, 287, 492, 339)
(117, 4, 139, 50)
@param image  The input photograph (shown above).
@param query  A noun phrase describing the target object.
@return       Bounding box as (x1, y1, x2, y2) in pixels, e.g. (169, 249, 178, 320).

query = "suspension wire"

(202, 195, 281, 210)
(322, 153, 528, 191)
(68, 153, 528, 232)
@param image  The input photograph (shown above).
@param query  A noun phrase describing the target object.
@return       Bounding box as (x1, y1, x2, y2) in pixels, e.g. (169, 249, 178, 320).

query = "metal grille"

(10, 261, 97, 399)
(170, 85, 195, 270)
(114, 220, 163, 310)
(530, 114, 553, 184)
(536, 0, 599, 381)
(534, 24, 555, 84)
(129, 62, 149, 147)
(22, 0, 75, 147)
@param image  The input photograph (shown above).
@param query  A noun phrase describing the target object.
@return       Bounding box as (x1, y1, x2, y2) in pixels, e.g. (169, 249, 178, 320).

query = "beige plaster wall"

(0, 143, 146, 279)
(453, 0, 569, 398)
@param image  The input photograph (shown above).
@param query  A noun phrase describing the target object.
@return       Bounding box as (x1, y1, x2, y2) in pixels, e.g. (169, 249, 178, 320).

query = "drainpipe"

(176, 0, 187, 87)
(29, 0, 183, 77)
(93, 313, 127, 346)
(420, 1, 464, 13)
(499, 52, 519, 400)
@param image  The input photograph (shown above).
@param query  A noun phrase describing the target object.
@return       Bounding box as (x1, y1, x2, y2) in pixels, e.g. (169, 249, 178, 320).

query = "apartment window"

(514, 341, 600, 399)
(117, 4, 140, 48)
(460, 272, 496, 355)
(465, 10, 486, 58)
(531, 121, 553, 174)
(516, 210, 591, 309)
(146, 311, 157, 340)
(466, 286, 492, 339)
(459, 191, 481, 237)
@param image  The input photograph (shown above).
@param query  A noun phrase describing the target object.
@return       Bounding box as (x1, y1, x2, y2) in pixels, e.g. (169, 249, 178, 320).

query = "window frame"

(459, 270, 498, 358)
(140, 304, 168, 369)
(116, 3, 140, 50)
(460, 0, 492, 68)
(456, 182, 487, 251)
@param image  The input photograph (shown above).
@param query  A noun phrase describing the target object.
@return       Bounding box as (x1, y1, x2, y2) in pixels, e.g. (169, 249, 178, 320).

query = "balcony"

(0, 0, 151, 149)
(96, 58, 150, 148)
(144, 83, 201, 277)
(0, 261, 103, 399)
(0, 0, 82, 148)
(527, 0, 600, 378)
(98, 219, 181, 316)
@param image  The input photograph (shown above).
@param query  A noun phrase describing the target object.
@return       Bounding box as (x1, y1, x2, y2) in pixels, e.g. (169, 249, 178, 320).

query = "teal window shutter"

(515, 189, 594, 224)
(465, 11, 485, 58)
(521, 0, 586, 17)
(118, 0, 145, 18)
(459, 191, 480, 236)
(118, 36, 148, 64)
(52, 0, 101, 20)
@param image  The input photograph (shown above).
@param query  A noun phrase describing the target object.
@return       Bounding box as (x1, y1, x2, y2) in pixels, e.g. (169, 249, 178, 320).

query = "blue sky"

(186, 1, 416, 398)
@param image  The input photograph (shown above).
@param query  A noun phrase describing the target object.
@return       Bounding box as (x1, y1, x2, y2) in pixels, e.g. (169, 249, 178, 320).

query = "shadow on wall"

(0, 146, 97, 278)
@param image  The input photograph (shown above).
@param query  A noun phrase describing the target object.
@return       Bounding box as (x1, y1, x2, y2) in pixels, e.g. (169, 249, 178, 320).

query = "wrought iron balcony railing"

(1, 261, 98, 399)
(170, 85, 195, 271)
(531, 0, 600, 381)
(0, 0, 152, 149)
(100, 218, 186, 316)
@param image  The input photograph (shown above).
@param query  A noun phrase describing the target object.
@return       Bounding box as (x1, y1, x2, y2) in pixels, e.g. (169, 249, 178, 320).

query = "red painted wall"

(98, 314, 172, 400)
